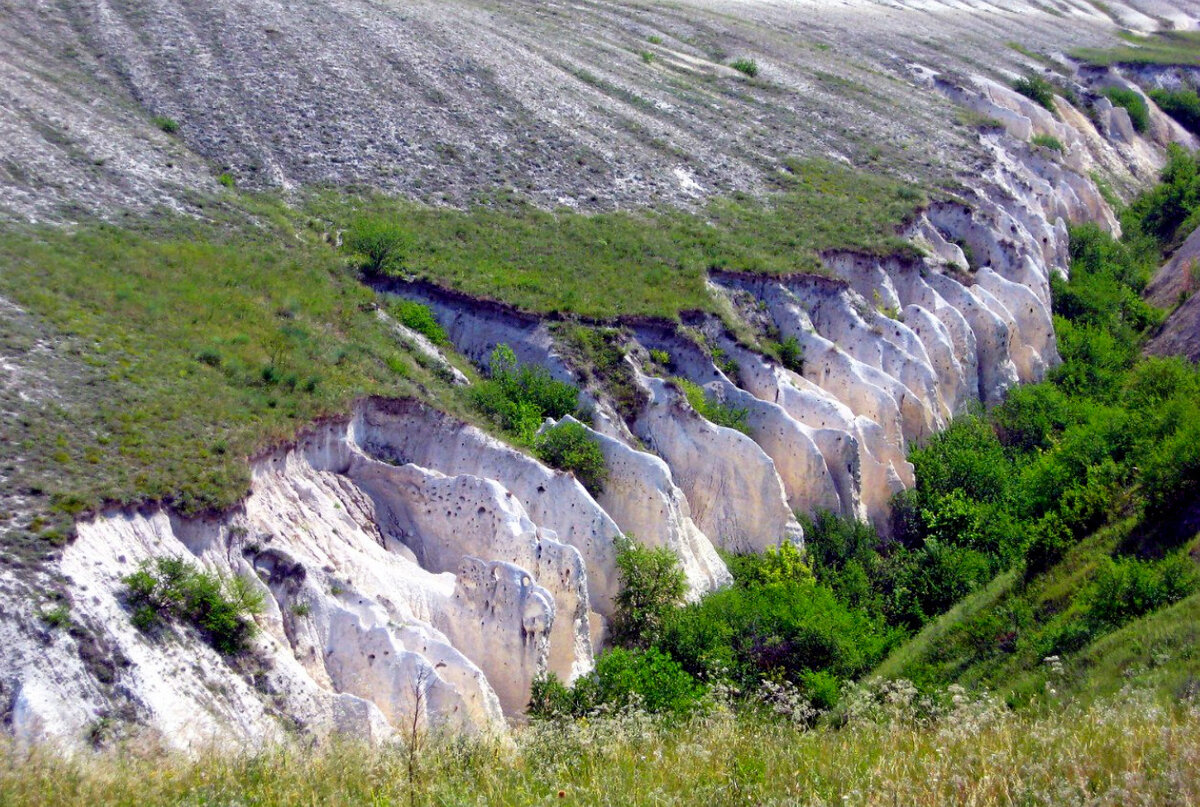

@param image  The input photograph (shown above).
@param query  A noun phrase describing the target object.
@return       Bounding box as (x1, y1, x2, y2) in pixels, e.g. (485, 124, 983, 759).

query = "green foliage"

(152, 116, 180, 134)
(122, 556, 264, 655)
(659, 575, 899, 689)
(310, 159, 926, 320)
(1073, 30, 1200, 68)
(0, 214, 432, 528)
(730, 58, 759, 77)
(778, 335, 804, 373)
(389, 299, 448, 346)
(725, 541, 811, 588)
(611, 537, 687, 649)
(648, 348, 671, 367)
(1102, 87, 1150, 133)
(39, 604, 71, 629)
(1124, 143, 1200, 251)
(533, 421, 608, 495)
(469, 345, 579, 442)
(558, 326, 645, 421)
(1011, 75, 1056, 111)
(343, 215, 410, 273)
(674, 377, 750, 434)
(217, 173, 236, 188)
(1031, 133, 1065, 153)
(1149, 88, 1200, 137)
(640, 50, 655, 65)
(1085, 554, 1197, 629)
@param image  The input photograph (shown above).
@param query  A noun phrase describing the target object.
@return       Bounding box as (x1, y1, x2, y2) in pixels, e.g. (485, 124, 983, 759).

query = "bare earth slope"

(3, 0, 1199, 220)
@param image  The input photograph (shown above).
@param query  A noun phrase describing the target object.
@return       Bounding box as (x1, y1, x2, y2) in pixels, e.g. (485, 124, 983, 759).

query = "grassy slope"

(0, 201, 442, 555)
(312, 158, 926, 319)
(1073, 30, 1200, 67)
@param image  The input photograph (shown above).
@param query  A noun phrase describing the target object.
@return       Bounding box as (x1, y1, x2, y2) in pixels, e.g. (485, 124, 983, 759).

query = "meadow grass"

(311, 158, 926, 320)
(1, 688, 1197, 806)
(0, 211, 435, 546)
(1073, 30, 1200, 67)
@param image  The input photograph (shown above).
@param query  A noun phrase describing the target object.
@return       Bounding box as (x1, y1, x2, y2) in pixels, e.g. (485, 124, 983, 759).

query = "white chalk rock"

(633, 374, 803, 553)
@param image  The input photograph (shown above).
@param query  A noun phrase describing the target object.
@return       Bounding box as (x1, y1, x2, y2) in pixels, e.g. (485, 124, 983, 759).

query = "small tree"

(534, 421, 608, 495)
(344, 216, 410, 273)
(610, 536, 686, 648)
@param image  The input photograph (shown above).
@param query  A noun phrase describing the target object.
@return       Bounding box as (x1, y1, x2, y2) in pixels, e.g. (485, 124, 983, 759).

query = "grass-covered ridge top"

(324, 158, 928, 320)
(1073, 30, 1200, 67)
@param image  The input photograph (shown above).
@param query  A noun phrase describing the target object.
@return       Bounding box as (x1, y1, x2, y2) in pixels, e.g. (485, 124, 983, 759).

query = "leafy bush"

(659, 576, 897, 688)
(122, 557, 264, 655)
(1149, 88, 1200, 136)
(152, 116, 180, 134)
(343, 216, 410, 273)
(534, 421, 608, 495)
(470, 345, 580, 442)
(389, 299, 448, 345)
(778, 335, 804, 373)
(1085, 555, 1197, 629)
(529, 648, 705, 718)
(610, 537, 687, 649)
(1124, 143, 1200, 250)
(1103, 87, 1150, 133)
(1031, 133, 1065, 152)
(731, 58, 759, 77)
(674, 377, 750, 434)
(725, 541, 811, 587)
(1012, 75, 1055, 111)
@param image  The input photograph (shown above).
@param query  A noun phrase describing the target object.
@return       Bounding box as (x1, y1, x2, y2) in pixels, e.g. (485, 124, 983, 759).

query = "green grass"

(2, 691, 1198, 805)
(0, 209, 437, 546)
(309, 158, 926, 320)
(1073, 30, 1200, 67)
(1030, 133, 1065, 153)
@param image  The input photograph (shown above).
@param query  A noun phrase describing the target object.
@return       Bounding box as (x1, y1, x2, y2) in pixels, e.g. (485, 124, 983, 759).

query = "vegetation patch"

(533, 421, 608, 495)
(555, 325, 646, 421)
(1073, 30, 1200, 67)
(1030, 133, 1065, 153)
(1011, 75, 1056, 111)
(0, 212, 430, 546)
(673, 377, 750, 434)
(1150, 87, 1200, 137)
(308, 158, 926, 320)
(1102, 87, 1149, 133)
(469, 345, 580, 442)
(122, 556, 264, 655)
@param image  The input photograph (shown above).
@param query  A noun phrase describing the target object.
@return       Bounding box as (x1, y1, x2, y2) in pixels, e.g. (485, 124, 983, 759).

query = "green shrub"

(152, 116, 180, 134)
(1149, 88, 1200, 136)
(217, 173, 236, 189)
(389, 299, 448, 346)
(731, 58, 759, 77)
(1085, 554, 1197, 629)
(611, 537, 687, 649)
(778, 335, 804, 373)
(1012, 75, 1056, 111)
(122, 556, 264, 655)
(674, 377, 750, 434)
(660, 576, 896, 688)
(1103, 87, 1150, 133)
(469, 345, 580, 442)
(534, 421, 608, 495)
(1031, 133, 1065, 152)
(909, 415, 1009, 504)
(529, 648, 706, 719)
(640, 50, 655, 65)
(726, 541, 811, 588)
(343, 216, 410, 274)
(592, 647, 706, 715)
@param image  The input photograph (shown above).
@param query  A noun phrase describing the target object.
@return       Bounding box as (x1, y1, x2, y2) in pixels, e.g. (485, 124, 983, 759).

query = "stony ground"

(3, 0, 1197, 221)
